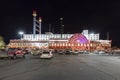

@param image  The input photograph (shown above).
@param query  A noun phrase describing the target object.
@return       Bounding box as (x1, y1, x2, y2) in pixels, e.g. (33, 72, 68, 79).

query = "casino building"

(8, 30, 111, 51)
(7, 11, 111, 51)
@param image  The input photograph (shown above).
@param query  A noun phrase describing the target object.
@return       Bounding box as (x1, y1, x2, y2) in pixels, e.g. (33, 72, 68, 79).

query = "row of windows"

(10, 43, 48, 47)
(88, 36, 99, 40)
(10, 41, 48, 43)
(24, 34, 73, 40)
(11, 43, 31, 46)
(89, 38, 99, 40)
(23, 34, 100, 40)
(10, 43, 110, 47)
(50, 43, 92, 47)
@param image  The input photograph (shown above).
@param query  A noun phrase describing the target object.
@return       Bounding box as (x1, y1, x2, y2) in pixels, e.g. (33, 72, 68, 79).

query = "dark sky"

(0, 0, 120, 47)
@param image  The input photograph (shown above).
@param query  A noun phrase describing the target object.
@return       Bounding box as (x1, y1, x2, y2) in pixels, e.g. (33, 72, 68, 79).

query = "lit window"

(57, 43, 59, 46)
(60, 43, 62, 46)
(66, 43, 67, 46)
(69, 43, 70, 46)
(63, 43, 65, 46)
(87, 44, 89, 46)
(81, 44, 83, 46)
(71, 44, 74, 46)
(84, 44, 86, 47)
(78, 43, 80, 46)
(90, 44, 92, 46)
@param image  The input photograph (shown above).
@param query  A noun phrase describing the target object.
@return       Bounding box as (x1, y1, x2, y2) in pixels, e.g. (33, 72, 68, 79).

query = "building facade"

(8, 30, 111, 51)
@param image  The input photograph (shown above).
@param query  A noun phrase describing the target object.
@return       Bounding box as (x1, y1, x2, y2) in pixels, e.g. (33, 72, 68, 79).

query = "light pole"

(19, 31, 24, 39)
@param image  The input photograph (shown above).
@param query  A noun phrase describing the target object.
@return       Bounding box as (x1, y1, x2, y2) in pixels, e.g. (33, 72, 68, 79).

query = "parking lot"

(0, 51, 120, 80)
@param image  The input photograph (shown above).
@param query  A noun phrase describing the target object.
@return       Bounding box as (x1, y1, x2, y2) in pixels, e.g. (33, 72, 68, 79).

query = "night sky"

(0, 0, 120, 47)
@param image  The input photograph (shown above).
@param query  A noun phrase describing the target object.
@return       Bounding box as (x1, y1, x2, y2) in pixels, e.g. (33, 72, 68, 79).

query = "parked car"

(83, 50, 90, 54)
(7, 48, 26, 59)
(0, 49, 8, 58)
(31, 49, 42, 56)
(58, 50, 65, 55)
(94, 50, 106, 54)
(22, 49, 31, 54)
(98, 51, 106, 54)
(40, 51, 53, 59)
(72, 50, 79, 55)
(79, 50, 84, 54)
(65, 50, 71, 55)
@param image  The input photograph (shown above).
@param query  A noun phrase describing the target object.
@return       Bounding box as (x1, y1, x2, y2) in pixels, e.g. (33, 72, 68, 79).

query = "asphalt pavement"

(0, 53, 120, 80)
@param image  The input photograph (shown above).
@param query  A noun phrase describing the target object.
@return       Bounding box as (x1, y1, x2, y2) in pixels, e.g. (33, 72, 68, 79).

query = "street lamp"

(19, 31, 24, 39)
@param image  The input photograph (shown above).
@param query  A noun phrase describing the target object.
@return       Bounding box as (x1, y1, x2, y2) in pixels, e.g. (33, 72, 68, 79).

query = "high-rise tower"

(60, 17, 64, 38)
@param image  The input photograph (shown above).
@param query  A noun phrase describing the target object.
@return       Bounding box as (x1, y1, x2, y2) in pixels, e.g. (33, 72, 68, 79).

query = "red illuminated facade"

(8, 32, 111, 51)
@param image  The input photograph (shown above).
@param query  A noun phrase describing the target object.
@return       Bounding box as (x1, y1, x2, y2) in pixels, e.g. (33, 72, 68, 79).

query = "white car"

(98, 51, 106, 54)
(72, 50, 79, 55)
(40, 51, 53, 59)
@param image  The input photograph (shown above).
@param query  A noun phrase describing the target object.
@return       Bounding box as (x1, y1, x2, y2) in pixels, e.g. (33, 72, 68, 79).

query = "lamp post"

(19, 31, 24, 39)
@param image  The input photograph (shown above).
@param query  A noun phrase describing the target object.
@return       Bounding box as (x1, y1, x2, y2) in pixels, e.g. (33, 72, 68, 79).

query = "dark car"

(65, 50, 71, 55)
(58, 50, 65, 55)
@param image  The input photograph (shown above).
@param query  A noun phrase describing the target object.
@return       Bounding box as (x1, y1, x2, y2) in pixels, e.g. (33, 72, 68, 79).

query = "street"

(0, 54, 120, 80)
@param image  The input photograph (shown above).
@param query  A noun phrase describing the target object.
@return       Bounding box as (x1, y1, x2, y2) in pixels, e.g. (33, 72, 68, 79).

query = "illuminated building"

(8, 30, 111, 51)
(7, 11, 111, 51)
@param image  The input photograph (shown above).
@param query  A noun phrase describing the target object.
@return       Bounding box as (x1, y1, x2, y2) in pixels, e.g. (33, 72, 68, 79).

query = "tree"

(0, 36, 5, 49)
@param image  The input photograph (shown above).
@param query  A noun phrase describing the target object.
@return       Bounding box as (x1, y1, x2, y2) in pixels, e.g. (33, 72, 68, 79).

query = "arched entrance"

(68, 33, 89, 50)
